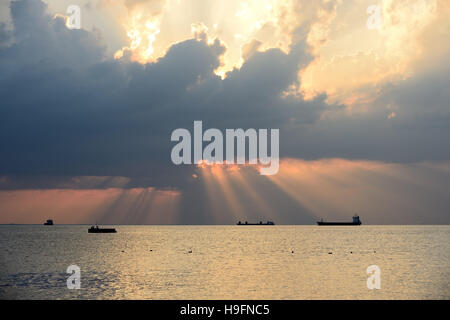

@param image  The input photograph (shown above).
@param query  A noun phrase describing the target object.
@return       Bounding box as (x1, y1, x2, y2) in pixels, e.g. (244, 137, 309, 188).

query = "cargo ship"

(317, 215, 361, 226)
(88, 225, 117, 233)
(237, 221, 275, 225)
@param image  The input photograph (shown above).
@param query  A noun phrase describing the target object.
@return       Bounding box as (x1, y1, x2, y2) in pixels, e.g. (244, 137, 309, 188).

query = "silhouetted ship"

(237, 221, 275, 225)
(317, 215, 361, 226)
(88, 225, 117, 233)
(43, 219, 54, 225)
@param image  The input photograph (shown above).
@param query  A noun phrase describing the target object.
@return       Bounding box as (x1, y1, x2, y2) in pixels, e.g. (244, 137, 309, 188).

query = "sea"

(0, 225, 449, 299)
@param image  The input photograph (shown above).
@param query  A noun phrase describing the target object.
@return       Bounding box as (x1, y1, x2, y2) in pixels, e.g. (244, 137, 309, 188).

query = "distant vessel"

(317, 215, 361, 226)
(88, 225, 117, 233)
(237, 221, 275, 225)
(43, 219, 54, 225)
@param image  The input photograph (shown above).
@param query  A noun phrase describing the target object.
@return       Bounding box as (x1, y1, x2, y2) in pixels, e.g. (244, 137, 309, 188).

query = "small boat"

(44, 219, 54, 225)
(88, 225, 117, 233)
(236, 221, 275, 225)
(317, 214, 362, 226)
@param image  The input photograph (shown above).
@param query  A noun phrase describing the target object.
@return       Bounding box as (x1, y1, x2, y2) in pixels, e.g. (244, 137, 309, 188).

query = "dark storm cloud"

(0, 0, 331, 189)
(0, 0, 449, 191)
(290, 66, 450, 163)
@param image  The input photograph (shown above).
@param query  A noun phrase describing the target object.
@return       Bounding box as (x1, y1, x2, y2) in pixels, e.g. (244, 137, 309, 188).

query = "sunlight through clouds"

(1, 0, 449, 225)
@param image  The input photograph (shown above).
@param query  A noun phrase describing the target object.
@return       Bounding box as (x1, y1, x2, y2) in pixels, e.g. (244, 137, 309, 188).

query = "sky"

(0, 0, 449, 224)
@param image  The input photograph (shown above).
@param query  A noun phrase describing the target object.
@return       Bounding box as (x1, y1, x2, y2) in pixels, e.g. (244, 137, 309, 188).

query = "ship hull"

(236, 224, 275, 226)
(317, 222, 361, 226)
(88, 228, 116, 233)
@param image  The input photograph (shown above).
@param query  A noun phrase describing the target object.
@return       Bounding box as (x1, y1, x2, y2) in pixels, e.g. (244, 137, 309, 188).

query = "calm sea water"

(0, 225, 449, 299)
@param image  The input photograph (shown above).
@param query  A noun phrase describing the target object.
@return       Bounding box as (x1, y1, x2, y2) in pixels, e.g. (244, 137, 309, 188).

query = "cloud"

(300, 0, 447, 104)
(100, 0, 166, 12)
(0, 0, 331, 189)
(241, 39, 262, 61)
(0, 1, 449, 224)
(1, 159, 449, 224)
(0, 187, 180, 224)
(299, 53, 450, 163)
